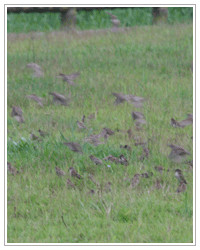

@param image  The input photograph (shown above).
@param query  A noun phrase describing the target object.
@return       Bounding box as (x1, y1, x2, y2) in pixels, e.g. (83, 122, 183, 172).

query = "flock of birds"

(8, 42, 193, 195)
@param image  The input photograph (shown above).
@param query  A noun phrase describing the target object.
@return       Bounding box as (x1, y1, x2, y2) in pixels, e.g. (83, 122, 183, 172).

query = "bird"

(103, 155, 120, 164)
(30, 133, 40, 141)
(26, 94, 43, 107)
(119, 154, 129, 166)
(11, 106, 25, 123)
(77, 120, 87, 129)
(131, 111, 145, 120)
(168, 144, 190, 162)
(26, 63, 44, 77)
(140, 172, 153, 178)
(49, 92, 68, 106)
(178, 115, 193, 127)
(63, 142, 83, 154)
(81, 115, 85, 123)
(11, 106, 23, 117)
(135, 118, 147, 129)
(56, 72, 80, 85)
(154, 179, 162, 190)
(55, 167, 65, 176)
(66, 179, 77, 189)
(112, 92, 127, 105)
(102, 127, 115, 136)
(154, 166, 165, 174)
(120, 145, 132, 151)
(139, 147, 149, 161)
(7, 162, 19, 175)
(38, 129, 48, 137)
(105, 12, 120, 28)
(84, 136, 104, 147)
(69, 167, 82, 179)
(131, 174, 140, 188)
(171, 118, 180, 128)
(125, 94, 145, 107)
(176, 181, 187, 193)
(175, 169, 187, 184)
(89, 155, 103, 165)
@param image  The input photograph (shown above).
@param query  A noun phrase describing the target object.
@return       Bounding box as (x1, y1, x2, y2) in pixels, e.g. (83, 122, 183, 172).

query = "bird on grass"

(89, 155, 103, 165)
(139, 147, 149, 161)
(69, 167, 82, 179)
(56, 72, 80, 86)
(168, 144, 190, 162)
(119, 154, 129, 166)
(26, 63, 44, 77)
(120, 145, 132, 151)
(30, 133, 41, 141)
(171, 115, 193, 128)
(131, 174, 140, 188)
(49, 92, 68, 106)
(176, 181, 187, 193)
(103, 155, 121, 164)
(140, 172, 153, 178)
(84, 136, 105, 147)
(131, 111, 145, 120)
(26, 94, 43, 107)
(11, 106, 25, 123)
(175, 169, 187, 184)
(154, 179, 162, 190)
(7, 162, 19, 176)
(55, 167, 65, 176)
(38, 129, 49, 137)
(66, 179, 77, 189)
(77, 120, 88, 129)
(63, 142, 83, 154)
(105, 12, 120, 28)
(154, 166, 165, 174)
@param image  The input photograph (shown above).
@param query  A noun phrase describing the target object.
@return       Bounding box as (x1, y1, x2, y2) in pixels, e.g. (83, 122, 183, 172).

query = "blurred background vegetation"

(7, 7, 193, 33)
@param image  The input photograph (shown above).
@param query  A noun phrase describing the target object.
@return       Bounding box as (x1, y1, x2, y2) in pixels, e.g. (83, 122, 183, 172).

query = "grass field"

(7, 7, 193, 33)
(7, 18, 193, 243)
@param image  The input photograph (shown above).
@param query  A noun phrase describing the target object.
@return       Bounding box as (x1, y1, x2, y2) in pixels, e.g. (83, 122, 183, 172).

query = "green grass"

(7, 21, 193, 243)
(7, 7, 193, 33)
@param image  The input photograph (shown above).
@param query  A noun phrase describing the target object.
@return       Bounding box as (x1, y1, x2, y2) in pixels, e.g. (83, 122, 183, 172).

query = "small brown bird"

(171, 118, 180, 128)
(38, 129, 48, 137)
(135, 119, 147, 129)
(89, 155, 103, 165)
(154, 166, 165, 174)
(112, 92, 127, 105)
(154, 179, 162, 190)
(7, 162, 19, 175)
(131, 111, 145, 120)
(119, 154, 129, 166)
(30, 133, 40, 141)
(139, 147, 149, 161)
(26, 94, 43, 107)
(69, 167, 82, 179)
(103, 155, 120, 164)
(49, 92, 68, 106)
(106, 12, 120, 28)
(57, 72, 80, 85)
(175, 169, 187, 184)
(11, 106, 23, 117)
(168, 144, 190, 162)
(81, 115, 85, 123)
(131, 174, 140, 188)
(176, 181, 187, 193)
(141, 172, 153, 178)
(26, 63, 44, 77)
(55, 167, 65, 176)
(63, 142, 83, 154)
(102, 127, 115, 136)
(120, 145, 132, 151)
(66, 179, 77, 189)
(77, 120, 87, 129)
